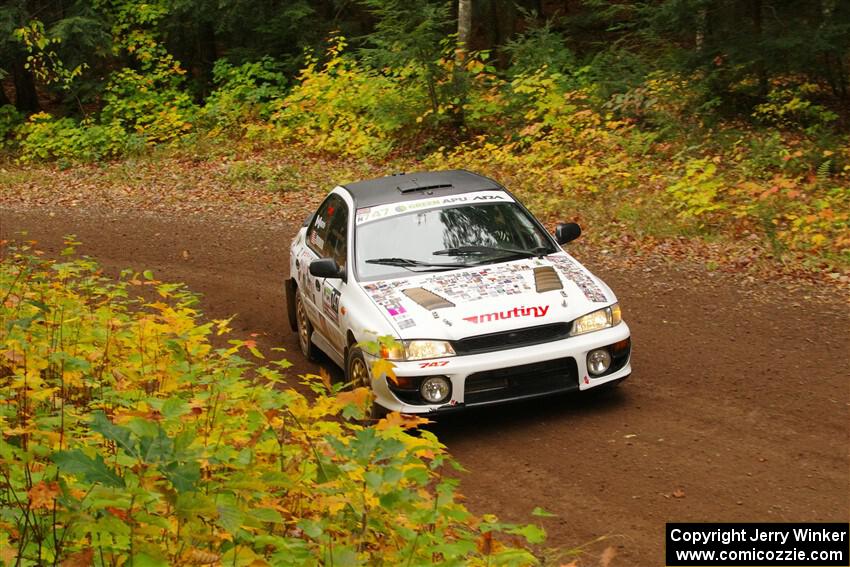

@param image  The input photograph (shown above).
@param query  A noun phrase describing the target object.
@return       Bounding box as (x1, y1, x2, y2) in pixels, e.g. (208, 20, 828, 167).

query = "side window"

(306, 195, 349, 267)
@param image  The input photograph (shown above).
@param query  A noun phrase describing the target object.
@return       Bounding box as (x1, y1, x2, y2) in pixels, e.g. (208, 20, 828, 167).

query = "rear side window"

(307, 194, 349, 268)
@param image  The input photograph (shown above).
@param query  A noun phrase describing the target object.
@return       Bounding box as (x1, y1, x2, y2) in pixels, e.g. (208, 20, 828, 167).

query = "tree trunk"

(0, 76, 12, 107)
(197, 20, 217, 99)
(457, 0, 472, 60)
(695, 8, 707, 51)
(751, 0, 767, 98)
(12, 54, 39, 113)
(452, 0, 472, 129)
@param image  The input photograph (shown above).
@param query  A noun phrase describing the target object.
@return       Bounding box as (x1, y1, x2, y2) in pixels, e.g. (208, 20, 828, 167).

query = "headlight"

(377, 339, 455, 361)
(570, 303, 622, 336)
(403, 340, 455, 361)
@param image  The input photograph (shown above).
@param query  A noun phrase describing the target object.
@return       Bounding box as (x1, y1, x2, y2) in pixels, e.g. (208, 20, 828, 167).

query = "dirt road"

(4, 207, 848, 565)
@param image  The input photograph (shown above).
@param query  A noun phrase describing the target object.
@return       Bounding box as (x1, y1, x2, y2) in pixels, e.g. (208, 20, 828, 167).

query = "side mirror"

(554, 222, 581, 245)
(309, 258, 345, 280)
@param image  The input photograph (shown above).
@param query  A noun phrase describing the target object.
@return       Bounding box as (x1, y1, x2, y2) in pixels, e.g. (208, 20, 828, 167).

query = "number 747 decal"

(418, 360, 450, 369)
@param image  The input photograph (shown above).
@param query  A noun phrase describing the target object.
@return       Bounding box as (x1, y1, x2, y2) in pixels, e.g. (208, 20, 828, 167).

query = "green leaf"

(531, 506, 556, 517)
(90, 412, 137, 458)
(251, 508, 283, 524)
(507, 523, 547, 544)
(162, 461, 199, 493)
(297, 519, 323, 539)
(142, 269, 154, 280)
(139, 429, 174, 463)
(25, 299, 51, 313)
(132, 552, 169, 567)
(160, 397, 189, 419)
(217, 503, 245, 533)
(53, 450, 125, 487)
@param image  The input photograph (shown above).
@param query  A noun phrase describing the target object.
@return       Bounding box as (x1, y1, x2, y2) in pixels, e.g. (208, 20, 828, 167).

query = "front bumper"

(365, 322, 632, 413)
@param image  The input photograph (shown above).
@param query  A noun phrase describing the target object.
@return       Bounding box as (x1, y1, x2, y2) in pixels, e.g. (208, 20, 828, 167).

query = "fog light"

(420, 376, 451, 403)
(587, 349, 612, 376)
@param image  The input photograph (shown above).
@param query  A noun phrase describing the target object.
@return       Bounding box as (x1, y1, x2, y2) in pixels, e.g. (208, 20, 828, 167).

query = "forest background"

(1, 0, 848, 271)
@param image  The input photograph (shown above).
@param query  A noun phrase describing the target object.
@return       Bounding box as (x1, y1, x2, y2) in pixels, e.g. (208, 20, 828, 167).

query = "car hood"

(358, 253, 614, 340)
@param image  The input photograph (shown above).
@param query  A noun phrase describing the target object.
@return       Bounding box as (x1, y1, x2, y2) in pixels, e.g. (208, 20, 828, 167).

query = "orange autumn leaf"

(476, 531, 505, 555)
(337, 386, 371, 408)
(61, 548, 93, 567)
(28, 481, 60, 509)
(181, 548, 220, 565)
(375, 411, 431, 431)
(600, 545, 618, 567)
(318, 367, 333, 390)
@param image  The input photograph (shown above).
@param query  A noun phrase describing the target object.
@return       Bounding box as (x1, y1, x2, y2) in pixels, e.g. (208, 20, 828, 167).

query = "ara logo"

(463, 305, 549, 324)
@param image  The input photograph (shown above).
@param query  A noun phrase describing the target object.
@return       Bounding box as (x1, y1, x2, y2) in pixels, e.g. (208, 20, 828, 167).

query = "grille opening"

(452, 322, 572, 355)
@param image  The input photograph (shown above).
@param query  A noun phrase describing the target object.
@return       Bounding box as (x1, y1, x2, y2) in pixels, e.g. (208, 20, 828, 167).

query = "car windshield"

(355, 202, 557, 281)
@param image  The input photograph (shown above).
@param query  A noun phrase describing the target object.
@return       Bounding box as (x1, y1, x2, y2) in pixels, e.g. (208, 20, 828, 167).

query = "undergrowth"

(0, 242, 546, 566)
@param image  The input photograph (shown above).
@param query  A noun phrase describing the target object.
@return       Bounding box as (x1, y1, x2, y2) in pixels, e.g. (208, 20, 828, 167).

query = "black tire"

(345, 346, 387, 420)
(294, 291, 317, 361)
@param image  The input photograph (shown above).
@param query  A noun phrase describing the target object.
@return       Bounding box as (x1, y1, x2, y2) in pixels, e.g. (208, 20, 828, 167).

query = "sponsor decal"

(463, 305, 549, 324)
(322, 285, 341, 323)
(546, 254, 607, 303)
(362, 279, 417, 329)
(419, 361, 450, 368)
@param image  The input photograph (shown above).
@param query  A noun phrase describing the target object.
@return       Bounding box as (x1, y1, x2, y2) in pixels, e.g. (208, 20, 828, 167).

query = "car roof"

(341, 169, 504, 208)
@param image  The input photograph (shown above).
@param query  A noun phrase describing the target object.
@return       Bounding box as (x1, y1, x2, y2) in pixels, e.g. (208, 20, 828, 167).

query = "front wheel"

(346, 346, 387, 420)
(294, 291, 317, 361)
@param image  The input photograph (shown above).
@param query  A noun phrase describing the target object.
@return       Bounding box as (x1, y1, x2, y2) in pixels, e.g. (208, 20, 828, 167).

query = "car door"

(317, 198, 349, 355)
(302, 193, 348, 354)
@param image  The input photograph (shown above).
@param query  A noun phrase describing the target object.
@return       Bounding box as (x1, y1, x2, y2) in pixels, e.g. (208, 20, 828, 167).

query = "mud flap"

(284, 278, 298, 332)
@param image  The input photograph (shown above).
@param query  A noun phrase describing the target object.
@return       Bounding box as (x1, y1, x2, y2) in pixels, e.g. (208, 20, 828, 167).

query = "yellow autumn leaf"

(371, 358, 397, 385)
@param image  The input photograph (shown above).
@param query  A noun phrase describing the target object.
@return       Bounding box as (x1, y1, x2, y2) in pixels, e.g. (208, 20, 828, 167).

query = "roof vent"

(397, 178, 453, 193)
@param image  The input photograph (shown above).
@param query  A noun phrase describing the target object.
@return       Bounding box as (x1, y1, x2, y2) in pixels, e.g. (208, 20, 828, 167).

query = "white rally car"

(285, 170, 631, 414)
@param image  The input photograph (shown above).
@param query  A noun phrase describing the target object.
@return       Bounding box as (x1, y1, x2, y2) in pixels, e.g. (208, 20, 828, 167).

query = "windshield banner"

(355, 191, 515, 225)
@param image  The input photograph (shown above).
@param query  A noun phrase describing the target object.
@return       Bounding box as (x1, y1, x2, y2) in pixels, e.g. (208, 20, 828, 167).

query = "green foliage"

(201, 57, 288, 130)
(13, 19, 88, 93)
(271, 37, 427, 158)
(503, 20, 576, 78)
(666, 159, 726, 219)
(752, 82, 839, 131)
(0, 105, 23, 145)
(0, 245, 544, 566)
(100, 67, 196, 145)
(14, 112, 128, 162)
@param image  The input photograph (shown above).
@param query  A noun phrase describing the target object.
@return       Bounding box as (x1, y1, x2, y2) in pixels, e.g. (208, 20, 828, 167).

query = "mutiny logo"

(463, 305, 549, 324)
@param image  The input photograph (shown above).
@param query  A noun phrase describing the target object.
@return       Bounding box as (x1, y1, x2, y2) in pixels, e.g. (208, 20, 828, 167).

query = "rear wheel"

(295, 292, 317, 361)
(345, 346, 387, 420)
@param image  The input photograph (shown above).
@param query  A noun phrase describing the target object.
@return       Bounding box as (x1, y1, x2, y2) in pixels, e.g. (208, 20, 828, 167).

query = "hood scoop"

(534, 266, 563, 292)
(403, 287, 455, 310)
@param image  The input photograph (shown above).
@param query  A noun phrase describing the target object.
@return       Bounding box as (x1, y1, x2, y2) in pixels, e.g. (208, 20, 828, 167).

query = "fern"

(816, 159, 832, 181)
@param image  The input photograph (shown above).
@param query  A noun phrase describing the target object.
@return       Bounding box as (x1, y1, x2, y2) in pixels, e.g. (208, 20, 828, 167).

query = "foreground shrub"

(0, 243, 542, 566)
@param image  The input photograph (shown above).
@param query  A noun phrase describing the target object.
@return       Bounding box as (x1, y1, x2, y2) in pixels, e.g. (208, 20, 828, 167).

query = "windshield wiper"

(365, 257, 471, 271)
(432, 245, 549, 259)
